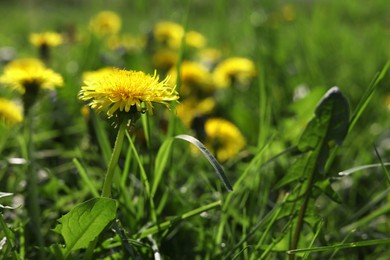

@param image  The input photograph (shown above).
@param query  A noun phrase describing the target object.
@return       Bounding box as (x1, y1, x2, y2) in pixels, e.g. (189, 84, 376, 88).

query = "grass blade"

(174, 134, 233, 192)
(287, 238, 390, 255)
(134, 200, 222, 239)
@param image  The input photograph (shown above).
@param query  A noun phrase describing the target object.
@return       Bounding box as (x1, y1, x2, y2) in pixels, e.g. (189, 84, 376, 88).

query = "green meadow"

(0, 0, 389, 259)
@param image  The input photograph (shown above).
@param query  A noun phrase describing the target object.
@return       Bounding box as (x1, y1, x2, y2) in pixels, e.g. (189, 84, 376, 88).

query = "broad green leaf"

(298, 86, 349, 152)
(54, 198, 117, 256)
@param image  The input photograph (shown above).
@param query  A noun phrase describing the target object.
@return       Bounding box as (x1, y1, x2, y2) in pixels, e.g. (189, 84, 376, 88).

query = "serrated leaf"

(54, 198, 117, 256)
(298, 86, 349, 173)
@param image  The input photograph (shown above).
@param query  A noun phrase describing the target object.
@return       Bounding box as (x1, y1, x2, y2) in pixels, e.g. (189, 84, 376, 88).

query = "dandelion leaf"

(297, 86, 349, 173)
(275, 87, 349, 190)
(54, 198, 117, 256)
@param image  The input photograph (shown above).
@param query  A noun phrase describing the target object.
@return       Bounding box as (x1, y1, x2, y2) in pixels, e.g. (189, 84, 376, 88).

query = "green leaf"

(315, 178, 342, 203)
(54, 198, 117, 256)
(298, 87, 349, 149)
(297, 86, 349, 173)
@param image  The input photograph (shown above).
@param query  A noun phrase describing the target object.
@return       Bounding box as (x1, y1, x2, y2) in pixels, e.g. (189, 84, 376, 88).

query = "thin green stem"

(85, 120, 128, 259)
(24, 110, 44, 257)
(101, 120, 127, 197)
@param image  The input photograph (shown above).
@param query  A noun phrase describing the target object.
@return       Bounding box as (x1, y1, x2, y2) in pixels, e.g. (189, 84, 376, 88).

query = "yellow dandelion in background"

(89, 10, 122, 36)
(79, 68, 179, 117)
(29, 32, 63, 47)
(0, 98, 23, 126)
(185, 31, 207, 49)
(213, 57, 257, 88)
(168, 61, 215, 98)
(152, 49, 179, 71)
(196, 48, 222, 69)
(0, 58, 63, 94)
(204, 118, 246, 162)
(82, 67, 117, 82)
(176, 97, 216, 127)
(153, 21, 184, 49)
(106, 34, 145, 52)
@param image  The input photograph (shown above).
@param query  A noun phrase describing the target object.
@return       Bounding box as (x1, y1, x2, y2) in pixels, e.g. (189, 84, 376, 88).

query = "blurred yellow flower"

(153, 21, 184, 49)
(213, 57, 257, 88)
(89, 11, 122, 36)
(29, 32, 63, 47)
(106, 34, 145, 52)
(185, 31, 207, 49)
(152, 49, 179, 70)
(204, 118, 246, 162)
(281, 4, 296, 22)
(82, 67, 117, 82)
(196, 48, 222, 69)
(168, 61, 215, 98)
(0, 98, 23, 125)
(177, 97, 216, 127)
(79, 68, 179, 117)
(0, 58, 63, 94)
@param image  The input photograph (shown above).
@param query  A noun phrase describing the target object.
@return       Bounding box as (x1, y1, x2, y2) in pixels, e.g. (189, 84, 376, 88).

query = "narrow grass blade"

(349, 61, 390, 133)
(91, 112, 112, 165)
(341, 202, 390, 233)
(151, 138, 175, 197)
(287, 238, 390, 255)
(374, 146, 390, 186)
(175, 134, 233, 192)
(73, 158, 99, 198)
(134, 200, 222, 239)
(338, 162, 390, 176)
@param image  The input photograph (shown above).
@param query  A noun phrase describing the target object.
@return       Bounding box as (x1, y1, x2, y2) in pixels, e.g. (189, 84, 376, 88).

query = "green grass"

(1, 0, 390, 259)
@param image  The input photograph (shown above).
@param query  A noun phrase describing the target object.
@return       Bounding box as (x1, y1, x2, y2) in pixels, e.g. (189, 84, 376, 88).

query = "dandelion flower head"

(0, 98, 23, 126)
(177, 97, 216, 127)
(0, 58, 63, 94)
(168, 61, 215, 98)
(153, 21, 184, 49)
(79, 68, 179, 117)
(204, 118, 246, 162)
(89, 11, 122, 36)
(29, 32, 63, 47)
(185, 31, 207, 49)
(213, 57, 257, 88)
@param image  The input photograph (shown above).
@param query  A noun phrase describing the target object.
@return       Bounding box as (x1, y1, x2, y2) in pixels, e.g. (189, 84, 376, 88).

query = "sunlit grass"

(0, 0, 389, 259)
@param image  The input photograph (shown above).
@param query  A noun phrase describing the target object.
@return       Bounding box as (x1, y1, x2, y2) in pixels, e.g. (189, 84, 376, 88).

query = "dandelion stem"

(101, 120, 127, 197)
(25, 110, 44, 257)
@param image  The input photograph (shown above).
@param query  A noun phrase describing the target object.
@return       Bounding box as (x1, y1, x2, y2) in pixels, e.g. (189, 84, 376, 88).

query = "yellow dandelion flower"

(168, 61, 215, 98)
(204, 118, 246, 162)
(89, 11, 122, 36)
(106, 34, 145, 52)
(29, 32, 63, 47)
(196, 48, 222, 69)
(177, 97, 216, 127)
(0, 58, 63, 94)
(152, 49, 179, 70)
(79, 68, 179, 117)
(213, 57, 257, 88)
(82, 67, 117, 82)
(0, 98, 23, 126)
(153, 21, 184, 49)
(185, 31, 207, 49)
